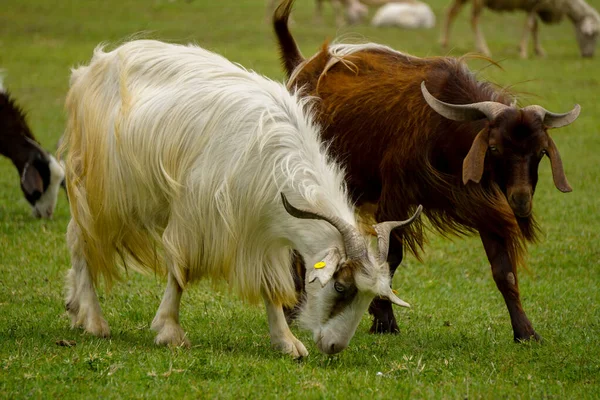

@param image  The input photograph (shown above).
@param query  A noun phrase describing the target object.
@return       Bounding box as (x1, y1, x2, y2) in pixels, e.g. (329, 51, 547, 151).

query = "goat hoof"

(514, 330, 541, 343)
(153, 320, 190, 348)
(369, 318, 400, 334)
(272, 335, 308, 359)
(85, 317, 110, 338)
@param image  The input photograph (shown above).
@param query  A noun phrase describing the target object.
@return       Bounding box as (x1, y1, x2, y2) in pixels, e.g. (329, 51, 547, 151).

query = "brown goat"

(0, 76, 64, 218)
(274, 0, 580, 341)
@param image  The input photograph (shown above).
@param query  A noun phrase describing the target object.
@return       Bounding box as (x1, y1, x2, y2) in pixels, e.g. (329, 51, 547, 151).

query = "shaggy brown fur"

(274, 0, 578, 341)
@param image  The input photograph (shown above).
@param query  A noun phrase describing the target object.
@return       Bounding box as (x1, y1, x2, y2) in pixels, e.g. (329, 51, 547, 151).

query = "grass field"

(1, 0, 599, 398)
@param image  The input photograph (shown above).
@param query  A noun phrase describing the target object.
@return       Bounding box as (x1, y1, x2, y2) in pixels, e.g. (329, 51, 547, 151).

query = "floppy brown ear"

(21, 162, 44, 196)
(462, 128, 489, 185)
(546, 136, 572, 193)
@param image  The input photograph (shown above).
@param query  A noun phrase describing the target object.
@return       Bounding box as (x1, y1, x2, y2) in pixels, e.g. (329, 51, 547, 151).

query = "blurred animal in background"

(371, 0, 436, 29)
(268, 0, 424, 27)
(314, 0, 369, 26)
(274, 0, 580, 341)
(440, 0, 600, 58)
(62, 40, 421, 356)
(0, 74, 64, 218)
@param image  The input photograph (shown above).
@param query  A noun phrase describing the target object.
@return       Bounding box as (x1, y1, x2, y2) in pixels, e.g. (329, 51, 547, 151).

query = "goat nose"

(328, 342, 345, 355)
(510, 193, 530, 206)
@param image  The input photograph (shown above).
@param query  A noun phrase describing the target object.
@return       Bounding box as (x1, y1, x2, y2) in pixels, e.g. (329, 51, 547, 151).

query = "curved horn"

(381, 288, 411, 308)
(280, 193, 367, 260)
(521, 104, 581, 128)
(373, 205, 423, 263)
(421, 81, 509, 122)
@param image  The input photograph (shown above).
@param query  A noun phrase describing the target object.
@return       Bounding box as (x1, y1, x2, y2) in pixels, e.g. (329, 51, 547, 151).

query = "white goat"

(440, 0, 600, 58)
(0, 74, 64, 218)
(61, 40, 420, 357)
(371, 1, 436, 29)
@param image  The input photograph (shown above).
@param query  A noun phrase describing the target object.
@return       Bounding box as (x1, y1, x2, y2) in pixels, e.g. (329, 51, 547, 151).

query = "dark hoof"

(369, 318, 400, 334)
(514, 331, 542, 343)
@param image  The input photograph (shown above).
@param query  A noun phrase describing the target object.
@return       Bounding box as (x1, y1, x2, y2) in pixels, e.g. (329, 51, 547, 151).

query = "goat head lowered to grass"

(274, 0, 580, 342)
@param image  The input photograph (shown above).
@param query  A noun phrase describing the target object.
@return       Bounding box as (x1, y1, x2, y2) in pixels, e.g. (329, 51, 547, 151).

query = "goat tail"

(273, 0, 305, 78)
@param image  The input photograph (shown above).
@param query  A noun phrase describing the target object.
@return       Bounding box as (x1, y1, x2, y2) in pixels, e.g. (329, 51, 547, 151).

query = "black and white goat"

(61, 40, 421, 357)
(0, 76, 64, 218)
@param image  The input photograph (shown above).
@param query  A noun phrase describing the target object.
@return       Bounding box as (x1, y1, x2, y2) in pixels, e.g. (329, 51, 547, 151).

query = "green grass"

(1, 0, 599, 398)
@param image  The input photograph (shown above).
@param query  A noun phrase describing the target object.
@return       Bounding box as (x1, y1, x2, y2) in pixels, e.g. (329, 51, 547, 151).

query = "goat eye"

(334, 282, 345, 293)
(489, 145, 498, 152)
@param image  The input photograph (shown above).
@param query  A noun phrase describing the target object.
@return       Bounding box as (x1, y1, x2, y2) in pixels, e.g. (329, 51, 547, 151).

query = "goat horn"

(421, 81, 509, 122)
(381, 288, 410, 308)
(280, 193, 367, 260)
(373, 205, 423, 263)
(521, 104, 581, 128)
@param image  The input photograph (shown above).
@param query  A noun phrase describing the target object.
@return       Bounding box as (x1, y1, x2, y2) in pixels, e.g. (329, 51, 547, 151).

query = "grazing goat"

(440, 0, 600, 58)
(274, 0, 580, 341)
(61, 40, 421, 357)
(371, 1, 436, 29)
(0, 75, 64, 218)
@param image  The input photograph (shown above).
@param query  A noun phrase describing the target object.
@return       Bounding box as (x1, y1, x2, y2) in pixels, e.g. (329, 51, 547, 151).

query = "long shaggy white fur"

(63, 40, 359, 308)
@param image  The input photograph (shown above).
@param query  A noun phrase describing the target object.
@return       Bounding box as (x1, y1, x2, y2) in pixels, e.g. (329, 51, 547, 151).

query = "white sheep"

(61, 40, 420, 357)
(371, 1, 436, 29)
(440, 0, 600, 58)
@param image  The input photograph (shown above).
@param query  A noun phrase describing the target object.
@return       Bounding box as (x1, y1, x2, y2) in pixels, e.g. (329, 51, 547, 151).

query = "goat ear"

(307, 249, 340, 287)
(546, 136, 572, 193)
(21, 162, 44, 196)
(462, 128, 489, 185)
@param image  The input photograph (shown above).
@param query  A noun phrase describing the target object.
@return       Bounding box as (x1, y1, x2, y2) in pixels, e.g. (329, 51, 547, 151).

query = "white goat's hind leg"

(151, 272, 190, 347)
(65, 219, 110, 337)
(532, 16, 546, 57)
(263, 294, 308, 358)
(519, 11, 537, 59)
(471, 0, 491, 56)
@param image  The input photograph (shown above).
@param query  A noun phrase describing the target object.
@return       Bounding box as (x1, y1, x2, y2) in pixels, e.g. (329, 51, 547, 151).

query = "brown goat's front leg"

(368, 233, 403, 334)
(480, 230, 540, 342)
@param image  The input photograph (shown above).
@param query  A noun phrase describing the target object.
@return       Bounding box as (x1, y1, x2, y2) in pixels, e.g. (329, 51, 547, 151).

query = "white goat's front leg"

(519, 11, 539, 59)
(151, 272, 190, 347)
(471, 0, 491, 56)
(263, 294, 308, 358)
(65, 219, 110, 337)
(531, 15, 546, 57)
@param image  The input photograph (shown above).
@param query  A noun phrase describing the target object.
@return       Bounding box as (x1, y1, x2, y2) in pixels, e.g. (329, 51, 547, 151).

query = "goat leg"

(471, 0, 491, 56)
(519, 11, 535, 59)
(368, 232, 403, 334)
(480, 230, 540, 342)
(531, 15, 546, 57)
(65, 218, 110, 338)
(151, 271, 190, 348)
(440, 0, 467, 50)
(264, 294, 309, 358)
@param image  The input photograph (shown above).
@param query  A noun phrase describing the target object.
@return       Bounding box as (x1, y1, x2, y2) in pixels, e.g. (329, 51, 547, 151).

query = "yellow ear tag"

(392, 289, 399, 295)
(314, 261, 326, 269)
